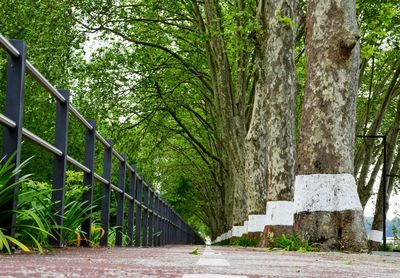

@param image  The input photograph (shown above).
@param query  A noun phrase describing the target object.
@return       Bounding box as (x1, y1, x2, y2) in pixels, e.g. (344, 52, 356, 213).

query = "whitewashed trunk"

(294, 0, 367, 251)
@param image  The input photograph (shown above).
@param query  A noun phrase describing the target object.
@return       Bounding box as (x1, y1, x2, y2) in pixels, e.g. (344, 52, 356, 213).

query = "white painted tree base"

(232, 226, 247, 237)
(265, 201, 294, 226)
(294, 174, 363, 213)
(369, 230, 383, 242)
(247, 214, 267, 232)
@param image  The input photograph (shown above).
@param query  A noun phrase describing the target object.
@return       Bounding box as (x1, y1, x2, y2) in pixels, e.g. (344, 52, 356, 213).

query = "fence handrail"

(0, 34, 204, 247)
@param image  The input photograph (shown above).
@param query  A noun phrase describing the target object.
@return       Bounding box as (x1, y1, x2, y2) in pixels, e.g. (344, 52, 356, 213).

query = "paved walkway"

(1, 245, 400, 277)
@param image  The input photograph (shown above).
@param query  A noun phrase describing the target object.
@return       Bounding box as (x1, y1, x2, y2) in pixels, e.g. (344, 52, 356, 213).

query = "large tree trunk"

(294, 0, 367, 251)
(203, 0, 249, 229)
(249, 0, 297, 244)
(244, 50, 268, 218)
(244, 61, 268, 237)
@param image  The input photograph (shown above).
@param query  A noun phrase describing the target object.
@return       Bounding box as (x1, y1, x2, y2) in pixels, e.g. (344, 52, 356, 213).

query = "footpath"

(1, 245, 400, 277)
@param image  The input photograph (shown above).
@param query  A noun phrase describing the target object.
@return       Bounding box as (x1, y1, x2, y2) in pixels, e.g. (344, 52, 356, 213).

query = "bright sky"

(364, 179, 400, 220)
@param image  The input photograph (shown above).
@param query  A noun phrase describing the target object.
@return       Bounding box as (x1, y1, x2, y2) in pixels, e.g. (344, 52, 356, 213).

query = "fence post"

(158, 198, 164, 246)
(51, 89, 69, 246)
(167, 205, 171, 244)
(148, 190, 154, 247)
(383, 135, 387, 250)
(127, 169, 136, 247)
(154, 195, 160, 246)
(164, 204, 168, 245)
(100, 139, 113, 247)
(115, 154, 126, 247)
(158, 198, 163, 246)
(81, 120, 96, 247)
(0, 40, 26, 237)
(135, 176, 143, 247)
(142, 183, 149, 247)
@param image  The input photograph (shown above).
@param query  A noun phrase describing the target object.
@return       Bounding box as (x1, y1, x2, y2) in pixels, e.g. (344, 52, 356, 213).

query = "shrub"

(0, 155, 48, 253)
(234, 237, 259, 247)
(268, 234, 318, 252)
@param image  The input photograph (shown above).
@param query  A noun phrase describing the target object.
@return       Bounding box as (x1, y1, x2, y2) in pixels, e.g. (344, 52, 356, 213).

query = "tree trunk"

(294, 0, 367, 251)
(245, 57, 267, 217)
(249, 0, 297, 244)
(203, 0, 248, 228)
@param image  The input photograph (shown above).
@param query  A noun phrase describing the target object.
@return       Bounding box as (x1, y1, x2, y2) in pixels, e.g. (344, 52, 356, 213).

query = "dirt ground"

(1, 245, 399, 277)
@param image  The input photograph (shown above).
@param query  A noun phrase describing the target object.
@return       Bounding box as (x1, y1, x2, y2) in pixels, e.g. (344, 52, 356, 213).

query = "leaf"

(25, 231, 43, 253)
(5, 235, 31, 253)
(344, 260, 353, 265)
(189, 248, 199, 255)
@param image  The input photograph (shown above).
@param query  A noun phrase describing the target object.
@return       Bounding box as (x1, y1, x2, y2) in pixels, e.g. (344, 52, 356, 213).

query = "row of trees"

(1, 0, 399, 250)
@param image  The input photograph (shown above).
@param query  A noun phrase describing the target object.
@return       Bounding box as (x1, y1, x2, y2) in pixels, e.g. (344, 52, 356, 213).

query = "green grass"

(233, 237, 259, 247)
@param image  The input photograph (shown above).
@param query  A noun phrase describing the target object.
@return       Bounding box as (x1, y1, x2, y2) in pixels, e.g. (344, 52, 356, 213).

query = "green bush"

(268, 234, 318, 252)
(233, 237, 259, 247)
(18, 170, 98, 248)
(0, 155, 50, 253)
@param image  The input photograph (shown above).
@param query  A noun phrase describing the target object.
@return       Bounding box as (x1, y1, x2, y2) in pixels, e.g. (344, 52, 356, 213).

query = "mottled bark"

(261, 0, 296, 203)
(245, 0, 297, 218)
(203, 0, 248, 226)
(294, 0, 367, 251)
(245, 67, 268, 214)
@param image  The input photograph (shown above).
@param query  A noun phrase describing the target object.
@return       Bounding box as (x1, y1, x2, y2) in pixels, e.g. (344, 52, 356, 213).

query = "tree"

(0, 0, 84, 181)
(70, 0, 261, 233)
(353, 0, 400, 247)
(246, 0, 297, 241)
(294, 0, 367, 251)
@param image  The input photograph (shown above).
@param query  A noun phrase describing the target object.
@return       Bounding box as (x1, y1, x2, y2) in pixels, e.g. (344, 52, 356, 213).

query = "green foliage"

(275, 10, 296, 28)
(0, 0, 399, 241)
(18, 170, 96, 248)
(0, 154, 35, 253)
(0, 161, 101, 253)
(233, 237, 259, 247)
(217, 239, 231, 246)
(268, 234, 318, 252)
(189, 248, 199, 255)
(343, 260, 353, 265)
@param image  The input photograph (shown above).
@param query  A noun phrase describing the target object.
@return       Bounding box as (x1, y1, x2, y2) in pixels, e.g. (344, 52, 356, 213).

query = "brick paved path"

(1, 245, 400, 277)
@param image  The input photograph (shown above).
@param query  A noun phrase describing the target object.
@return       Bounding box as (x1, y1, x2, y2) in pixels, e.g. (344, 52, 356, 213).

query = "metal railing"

(357, 135, 400, 250)
(0, 34, 204, 247)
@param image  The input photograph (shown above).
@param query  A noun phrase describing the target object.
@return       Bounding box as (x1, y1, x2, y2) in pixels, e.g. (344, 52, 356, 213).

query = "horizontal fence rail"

(0, 35, 204, 247)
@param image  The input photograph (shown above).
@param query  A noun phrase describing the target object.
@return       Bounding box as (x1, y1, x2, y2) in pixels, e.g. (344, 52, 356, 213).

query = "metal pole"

(160, 200, 164, 246)
(383, 135, 387, 250)
(1, 40, 26, 237)
(155, 196, 160, 246)
(162, 202, 166, 245)
(142, 184, 149, 247)
(51, 89, 69, 246)
(115, 154, 126, 247)
(100, 140, 113, 247)
(81, 120, 96, 247)
(127, 170, 136, 247)
(148, 190, 154, 247)
(135, 177, 142, 247)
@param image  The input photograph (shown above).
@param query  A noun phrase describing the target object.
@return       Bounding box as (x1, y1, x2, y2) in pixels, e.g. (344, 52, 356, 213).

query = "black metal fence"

(357, 135, 400, 250)
(0, 35, 204, 247)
